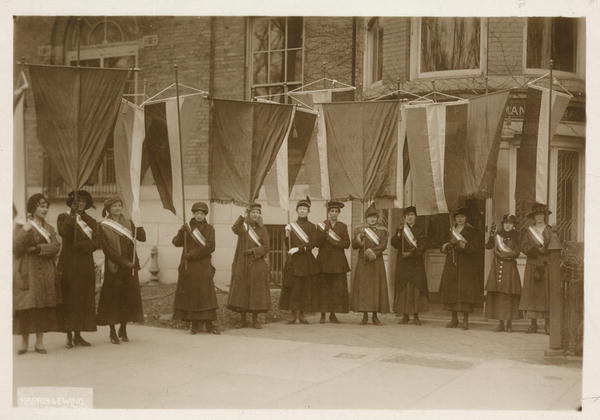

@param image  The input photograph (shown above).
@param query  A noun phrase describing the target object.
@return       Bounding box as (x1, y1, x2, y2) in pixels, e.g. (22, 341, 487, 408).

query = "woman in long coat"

(314, 200, 350, 323)
(57, 190, 98, 348)
(519, 203, 560, 334)
(173, 202, 220, 334)
(13, 194, 61, 354)
(96, 196, 146, 344)
(227, 203, 271, 329)
(485, 214, 522, 333)
(390, 206, 428, 325)
(439, 207, 483, 330)
(351, 203, 390, 325)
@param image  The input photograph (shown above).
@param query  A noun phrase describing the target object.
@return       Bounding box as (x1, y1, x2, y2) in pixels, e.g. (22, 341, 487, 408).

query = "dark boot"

(506, 320, 513, 333)
(73, 332, 91, 347)
(206, 321, 221, 335)
(544, 318, 550, 335)
(360, 312, 368, 325)
(118, 323, 129, 342)
(526, 319, 538, 334)
(446, 312, 459, 328)
(65, 332, 74, 349)
(329, 313, 340, 324)
(109, 325, 120, 345)
(237, 312, 248, 328)
(320, 312, 327, 324)
(287, 310, 298, 324)
(413, 314, 422, 326)
(461, 312, 469, 330)
(495, 320, 505, 332)
(372, 312, 382, 326)
(299, 311, 309, 324)
(190, 321, 199, 335)
(252, 313, 263, 329)
(398, 314, 409, 324)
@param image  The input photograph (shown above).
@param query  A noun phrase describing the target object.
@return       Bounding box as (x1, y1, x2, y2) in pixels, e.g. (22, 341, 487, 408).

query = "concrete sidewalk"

(12, 313, 582, 410)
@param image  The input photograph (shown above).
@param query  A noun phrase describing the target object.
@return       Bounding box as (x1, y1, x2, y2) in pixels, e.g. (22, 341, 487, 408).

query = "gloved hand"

(288, 247, 300, 255)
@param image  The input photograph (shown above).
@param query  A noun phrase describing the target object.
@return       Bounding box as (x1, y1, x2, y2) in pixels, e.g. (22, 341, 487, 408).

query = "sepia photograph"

(4, 1, 599, 418)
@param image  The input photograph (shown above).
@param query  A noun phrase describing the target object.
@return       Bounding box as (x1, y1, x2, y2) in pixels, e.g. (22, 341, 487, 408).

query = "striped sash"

(318, 221, 342, 242)
(364, 227, 380, 246)
(451, 227, 467, 243)
(188, 225, 207, 247)
(243, 222, 262, 247)
(101, 219, 135, 242)
(290, 221, 310, 244)
(76, 215, 93, 240)
(30, 219, 51, 243)
(495, 234, 512, 253)
(527, 226, 545, 247)
(403, 224, 417, 248)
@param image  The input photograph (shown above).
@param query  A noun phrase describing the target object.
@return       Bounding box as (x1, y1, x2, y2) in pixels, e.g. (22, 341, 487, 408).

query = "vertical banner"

(13, 78, 27, 223)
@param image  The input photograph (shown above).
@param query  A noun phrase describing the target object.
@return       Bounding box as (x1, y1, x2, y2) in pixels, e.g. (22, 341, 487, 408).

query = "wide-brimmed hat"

(66, 190, 94, 210)
(365, 202, 378, 218)
(403, 206, 417, 216)
(527, 202, 552, 218)
(453, 207, 468, 217)
(191, 201, 209, 214)
(326, 200, 344, 210)
(26, 193, 49, 215)
(501, 214, 518, 224)
(296, 196, 311, 210)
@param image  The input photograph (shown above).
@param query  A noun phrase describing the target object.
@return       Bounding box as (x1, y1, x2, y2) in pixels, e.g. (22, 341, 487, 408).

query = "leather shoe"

(446, 319, 459, 328)
(299, 318, 309, 325)
(74, 336, 91, 347)
(17, 349, 27, 355)
(526, 324, 538, 334)
(372, 317, 383, 326)
(110, 336, 121, 344)
(398, 315, 409, 325)
(34, 347, 47, 354)
(252, 321, 263, 329)
(412, 317, 422, 326)
(287, 319, 297, 325)
(329, 314, 341, 324)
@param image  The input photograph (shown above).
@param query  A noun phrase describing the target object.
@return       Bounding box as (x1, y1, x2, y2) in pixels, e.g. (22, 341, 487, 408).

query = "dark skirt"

(173, 309, 217, 321)
(13, 307, 58, 335)
(312, 273, 349, 313)
(96, 268, 144, 325)
(444, 302, 474, 313)
(279, 275, 313, 311)
(485, 292, 522, 320)
(394, 282, 429, 315)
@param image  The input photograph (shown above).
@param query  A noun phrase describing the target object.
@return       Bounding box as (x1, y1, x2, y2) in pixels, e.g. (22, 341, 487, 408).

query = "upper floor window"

(250, 17, 304, 102)
(411, 17, 487, 79)
(525, 17, 584, 78)
(365, 17, 384, 86)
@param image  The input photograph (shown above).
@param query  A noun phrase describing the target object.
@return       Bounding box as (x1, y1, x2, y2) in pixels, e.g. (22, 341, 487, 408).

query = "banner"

(210, 99, 295, 206)
(28, 65, 130, 190)
(515, 86, 571, 204)
(13, 73, 28, 223)
(113, 99, 145, 224)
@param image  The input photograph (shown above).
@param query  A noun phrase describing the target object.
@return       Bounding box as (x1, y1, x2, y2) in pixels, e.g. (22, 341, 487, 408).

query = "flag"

(321, 100, 401, 201)
(28, 65, 130, 190)
(113, 99, 144, 225)
(264, 107, 316, 210)
(142, 94, 202, 216)
(13, 72, 28, 223)
(209, 99, 295, 206)
(515, 86, 571, 204)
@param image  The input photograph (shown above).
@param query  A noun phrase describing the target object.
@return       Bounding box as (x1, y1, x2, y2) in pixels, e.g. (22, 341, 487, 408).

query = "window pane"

(253, 86, 269, 98)
(526, 17, 548, 69)
(556, 150, 579, 242)
(253, 52, 268, 84)
(287, 17, 303, 48)
(420, 17, 480, 72)
(105, 55, 134, 68)
(286, 49, 302, 82)
(377, 27, 384, 80)
(253, 18, 269, 52)
(527, 18, 577, 72)
(70, 58, 101, 67)
(270, 51, 284, 83)
(270, 18, 286, 50)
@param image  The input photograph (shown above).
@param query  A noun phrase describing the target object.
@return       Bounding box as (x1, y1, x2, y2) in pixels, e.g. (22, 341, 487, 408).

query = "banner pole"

(19, 58, 28, 221)
(175, 64, 188, 271)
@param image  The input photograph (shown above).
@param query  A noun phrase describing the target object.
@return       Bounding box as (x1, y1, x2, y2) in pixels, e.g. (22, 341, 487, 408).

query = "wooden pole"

(19, 58, 28, 219)
(174, 64, 188, 270)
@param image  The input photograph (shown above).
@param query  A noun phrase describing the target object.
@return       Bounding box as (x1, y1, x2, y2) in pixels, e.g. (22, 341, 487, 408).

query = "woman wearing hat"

(13, 194, 61, 354)
(351, 202, 390, 325)
(314, 200, 351, 324)
(484, 214, 522, 332)
(172, 202, 220, 334)
(228, 203, 271, 329)
(280, 196, 319, 324)
(391, 206, 429, 325)
(439, 207, 483, 330)
(519, 203, 559, 334)
(96, 196, 146, 344)
(57, 190, 99, 348)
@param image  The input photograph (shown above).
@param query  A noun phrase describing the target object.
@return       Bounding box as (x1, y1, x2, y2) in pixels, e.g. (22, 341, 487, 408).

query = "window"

(411, 17, 487, 79)
(250, 17, 304, 102)
(555, 150, 580, 242)
(365, 17, 383, 85)
(525, 17, 583, 77)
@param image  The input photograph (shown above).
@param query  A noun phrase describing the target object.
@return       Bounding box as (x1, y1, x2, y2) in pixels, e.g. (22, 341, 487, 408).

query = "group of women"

(12, 190, 559, 355)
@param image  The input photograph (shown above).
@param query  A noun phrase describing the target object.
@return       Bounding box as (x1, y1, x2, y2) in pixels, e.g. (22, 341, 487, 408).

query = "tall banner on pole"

(13, 73, 28, 223)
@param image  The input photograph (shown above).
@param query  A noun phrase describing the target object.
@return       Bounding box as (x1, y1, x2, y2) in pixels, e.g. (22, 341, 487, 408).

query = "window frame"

(522, 17, 585, 80)
(364, 17, 384, 87)
(410, 17, 488, 80)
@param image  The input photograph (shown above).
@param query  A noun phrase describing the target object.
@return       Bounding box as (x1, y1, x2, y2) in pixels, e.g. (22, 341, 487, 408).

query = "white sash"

(451, 227, 467, 243)
(527, 226, 545, 247)
(101, 219, 135, 242)
(364, 226, 380, 246)
(190, 226, 207, 247)
(318, 221, 342, 242)
(243, 222, 263, 247)
(403, 224, 418, 248)
(290, 221, 310, 244)
(30, 219, 51, 243)
(495, 234, 512, 253)
(76, 215, 93, 240)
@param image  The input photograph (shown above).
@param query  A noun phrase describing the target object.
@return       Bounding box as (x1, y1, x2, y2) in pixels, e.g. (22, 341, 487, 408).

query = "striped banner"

(13, 74, 27, 224)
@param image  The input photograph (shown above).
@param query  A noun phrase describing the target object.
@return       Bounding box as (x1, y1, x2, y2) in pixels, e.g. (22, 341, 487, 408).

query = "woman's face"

(455, 214, 466, 225)
(328, 208, 340, 222)
(34, 200, 49, 219)
(109, 201, 123, 217)
(366, 215, 378, 225)
(534, 213, 545, 224)
(193, 210, 207, 222)
(297, 206, 309, 218)
(503, 222, 514, 231)
(404, 212, 416, 225)
(249, 209, 261, 222)
(71, 197, 86, 212)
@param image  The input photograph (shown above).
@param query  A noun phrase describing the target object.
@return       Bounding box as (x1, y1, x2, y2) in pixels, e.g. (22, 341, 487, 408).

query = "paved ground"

(12, 312, 582, 410)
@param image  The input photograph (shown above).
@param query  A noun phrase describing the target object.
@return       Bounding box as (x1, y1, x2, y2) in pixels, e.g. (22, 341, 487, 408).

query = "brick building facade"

(14, 17, 585, 301)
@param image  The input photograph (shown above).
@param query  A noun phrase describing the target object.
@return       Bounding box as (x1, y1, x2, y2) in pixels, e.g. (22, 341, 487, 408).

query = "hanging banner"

(13, 74, 28, 223)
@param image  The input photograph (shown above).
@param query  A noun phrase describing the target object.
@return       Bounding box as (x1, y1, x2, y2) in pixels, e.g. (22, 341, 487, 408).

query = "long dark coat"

(439, 224, 483, 310)
(56, 211, 99, 332)
(96, 220, 145, 325)
(227, 216, 271, 313)
(313, 220, 351, 313)
(279, 217, 319, 311)
(172, 219, 218, 318)
(350, 225, 390, 313)
(484, 229, 521, 295)
(519, 225, 557, 315)
(390, 223, 428, 295)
